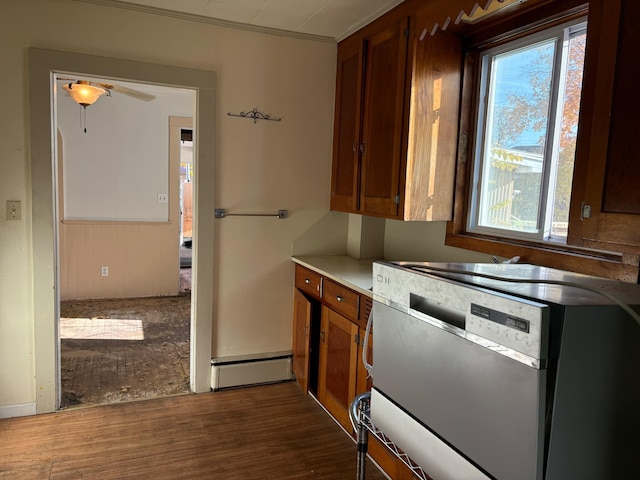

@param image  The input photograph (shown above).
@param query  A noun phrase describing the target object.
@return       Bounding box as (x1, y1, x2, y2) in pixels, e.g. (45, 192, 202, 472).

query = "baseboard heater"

(211, 351, 293, 391)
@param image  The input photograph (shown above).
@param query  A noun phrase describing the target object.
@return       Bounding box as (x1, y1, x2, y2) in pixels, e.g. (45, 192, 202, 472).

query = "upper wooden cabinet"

(331, 37, 363, 212)
(403, 10, 462, 222)
(331, 17, 408, 217)
(569, 0, 640, 255)
(330, 9, 462, 221)
(359, 18, 408, 218)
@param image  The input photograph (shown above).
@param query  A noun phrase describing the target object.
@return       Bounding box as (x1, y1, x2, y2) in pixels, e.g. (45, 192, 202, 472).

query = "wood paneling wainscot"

(58, 221, 180, 300)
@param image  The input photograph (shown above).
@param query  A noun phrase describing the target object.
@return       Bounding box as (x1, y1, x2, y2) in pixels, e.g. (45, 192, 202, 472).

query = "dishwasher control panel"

(466, 298, 548, 366)
(470, 304, 530, 333)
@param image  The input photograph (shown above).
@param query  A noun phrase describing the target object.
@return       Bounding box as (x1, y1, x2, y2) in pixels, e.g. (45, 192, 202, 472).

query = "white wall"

(384, 220, 495, 262)
(0, 0, 335, 414)
(58, 82, 194, 221)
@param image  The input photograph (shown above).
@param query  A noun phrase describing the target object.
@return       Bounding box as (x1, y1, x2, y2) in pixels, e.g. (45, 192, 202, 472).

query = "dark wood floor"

(0, 382, 388, 479)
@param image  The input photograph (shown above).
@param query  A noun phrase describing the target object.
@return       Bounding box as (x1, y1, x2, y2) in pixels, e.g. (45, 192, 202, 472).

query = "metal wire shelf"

(350, 392, 431, 480)
(361, 411, 431, 480)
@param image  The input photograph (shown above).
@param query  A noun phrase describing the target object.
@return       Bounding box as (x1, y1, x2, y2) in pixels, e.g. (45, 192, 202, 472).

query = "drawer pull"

(304, 278, 311, 284)
(336, 296, 344, 302)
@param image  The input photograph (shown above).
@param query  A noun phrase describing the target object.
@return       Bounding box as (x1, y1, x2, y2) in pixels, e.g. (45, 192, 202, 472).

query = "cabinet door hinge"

(580, 202, 592, 221)
(394, 195, 400, 205)
(404, 28, 410, 38)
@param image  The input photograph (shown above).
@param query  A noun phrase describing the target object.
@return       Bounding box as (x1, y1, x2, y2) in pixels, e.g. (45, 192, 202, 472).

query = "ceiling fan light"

(62, 82, 107, 107)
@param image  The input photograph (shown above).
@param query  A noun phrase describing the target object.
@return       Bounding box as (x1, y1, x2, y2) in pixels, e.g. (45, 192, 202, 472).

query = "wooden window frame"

(445, 0, 640, 283)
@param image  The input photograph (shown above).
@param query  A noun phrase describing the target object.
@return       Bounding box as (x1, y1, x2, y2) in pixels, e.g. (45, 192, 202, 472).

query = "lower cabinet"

(292, 264, 416, 479)
(318, 306, 359, 432)
(292, 289, 312, 394)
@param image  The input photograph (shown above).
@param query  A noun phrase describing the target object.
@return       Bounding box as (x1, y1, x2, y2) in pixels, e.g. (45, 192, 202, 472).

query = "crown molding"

(74, 0, 337, 44)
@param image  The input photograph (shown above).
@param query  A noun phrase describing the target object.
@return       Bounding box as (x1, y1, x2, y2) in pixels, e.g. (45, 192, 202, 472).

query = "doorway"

(55, 96, 195, 407)
(29, 48, 216, 413)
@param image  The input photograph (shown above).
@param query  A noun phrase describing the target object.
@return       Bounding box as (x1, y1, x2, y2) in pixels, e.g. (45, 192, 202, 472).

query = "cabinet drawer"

(295, 265, 322, 299)
(324, 279, 359, 321)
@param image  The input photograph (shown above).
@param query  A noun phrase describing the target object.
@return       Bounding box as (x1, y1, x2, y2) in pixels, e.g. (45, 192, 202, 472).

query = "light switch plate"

(6, 200, 21, 221)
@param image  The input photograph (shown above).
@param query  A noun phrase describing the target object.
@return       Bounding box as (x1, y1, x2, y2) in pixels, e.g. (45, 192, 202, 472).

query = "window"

(468, 19, 587, 243)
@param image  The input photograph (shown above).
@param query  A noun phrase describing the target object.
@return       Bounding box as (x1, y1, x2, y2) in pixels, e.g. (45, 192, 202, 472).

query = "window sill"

(445, 226, 639, 283)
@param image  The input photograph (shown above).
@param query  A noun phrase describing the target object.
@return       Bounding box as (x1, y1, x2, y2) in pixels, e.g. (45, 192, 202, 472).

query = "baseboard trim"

(211, 352, 293, 391)
(0, 402, 37, 419)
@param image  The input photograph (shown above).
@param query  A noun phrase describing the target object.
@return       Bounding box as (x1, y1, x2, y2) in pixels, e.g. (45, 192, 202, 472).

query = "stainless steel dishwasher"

(369, 261, 640, 480)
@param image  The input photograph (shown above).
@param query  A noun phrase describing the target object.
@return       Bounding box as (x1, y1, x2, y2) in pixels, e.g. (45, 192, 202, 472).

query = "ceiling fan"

(57, 77, 156, 108)
(57, 77, 156, 133)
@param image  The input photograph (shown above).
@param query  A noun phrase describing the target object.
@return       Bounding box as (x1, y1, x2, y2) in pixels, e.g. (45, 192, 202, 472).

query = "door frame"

(29, 48, 216, 412)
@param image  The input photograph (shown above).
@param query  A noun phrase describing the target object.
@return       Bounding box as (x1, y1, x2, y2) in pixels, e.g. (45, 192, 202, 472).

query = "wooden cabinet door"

(318, 306, 359, 432)
(292, 289, 312, 393)
(360, 17, 409, 218)
(569, 0, 640, 261)
(331, 36, 364, 213)
(403, 22, 462, 221)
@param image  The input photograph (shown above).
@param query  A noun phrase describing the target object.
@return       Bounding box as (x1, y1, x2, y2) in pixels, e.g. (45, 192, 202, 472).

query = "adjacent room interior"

(55, 75, 196, 407)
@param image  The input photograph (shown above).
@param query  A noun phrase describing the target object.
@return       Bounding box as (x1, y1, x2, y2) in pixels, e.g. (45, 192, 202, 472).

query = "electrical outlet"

(157, 193, 168, 204)
(6, 200, 21, 221)
(101, 266, 109, 277)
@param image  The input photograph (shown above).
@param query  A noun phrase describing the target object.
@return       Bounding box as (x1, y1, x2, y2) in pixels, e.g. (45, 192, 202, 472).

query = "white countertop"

(292, 255, 379, 297)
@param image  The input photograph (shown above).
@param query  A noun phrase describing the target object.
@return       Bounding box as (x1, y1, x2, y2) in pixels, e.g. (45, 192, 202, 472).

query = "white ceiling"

(79, 0, 406, 41)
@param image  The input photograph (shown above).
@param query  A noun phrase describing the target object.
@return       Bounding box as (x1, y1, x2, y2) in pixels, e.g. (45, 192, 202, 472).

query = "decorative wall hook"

(227, 108, 281, 124)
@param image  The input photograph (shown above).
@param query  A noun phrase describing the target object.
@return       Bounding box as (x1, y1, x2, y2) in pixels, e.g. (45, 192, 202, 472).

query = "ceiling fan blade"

(109, 84, 156, 102)
(56, 77, 156, 102)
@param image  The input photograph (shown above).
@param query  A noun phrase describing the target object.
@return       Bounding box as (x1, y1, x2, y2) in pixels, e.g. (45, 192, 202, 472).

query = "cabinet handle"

(336, 296, 344, 302)
(359, 143, 365, 155)
(320, 331, 325, 342)
(304, 325, 309, 337)
(304, 278, 311, 284)
(352, 143, 357, 153)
